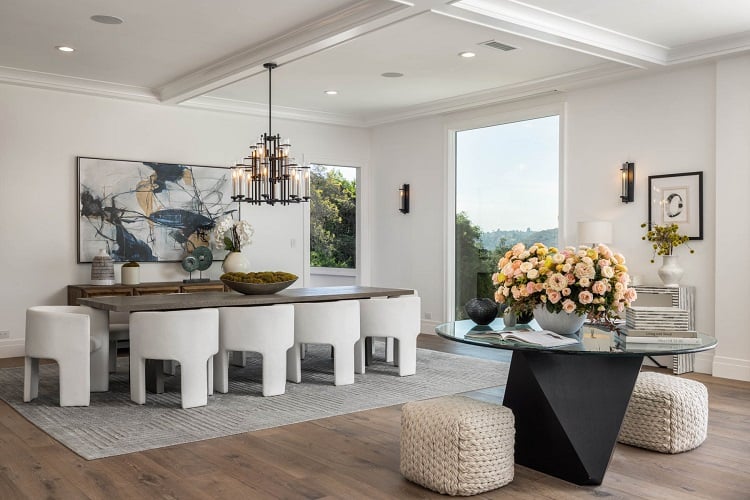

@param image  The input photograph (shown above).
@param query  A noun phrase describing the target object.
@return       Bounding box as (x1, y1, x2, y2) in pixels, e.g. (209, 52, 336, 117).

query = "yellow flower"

(615, 264, 628, 273)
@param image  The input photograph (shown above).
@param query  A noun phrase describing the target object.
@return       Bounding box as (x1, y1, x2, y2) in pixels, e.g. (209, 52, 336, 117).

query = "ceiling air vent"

(480, 40, 517, 52)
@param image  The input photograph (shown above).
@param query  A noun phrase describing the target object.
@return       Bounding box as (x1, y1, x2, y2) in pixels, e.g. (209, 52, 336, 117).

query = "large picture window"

(454, 115, 560, 319)
(310, 164, 357, 269)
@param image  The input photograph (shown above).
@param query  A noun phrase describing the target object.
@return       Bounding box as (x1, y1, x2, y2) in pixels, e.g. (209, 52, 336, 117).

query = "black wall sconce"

(620, 162, 635, 203)
(399, 184, 410, 213)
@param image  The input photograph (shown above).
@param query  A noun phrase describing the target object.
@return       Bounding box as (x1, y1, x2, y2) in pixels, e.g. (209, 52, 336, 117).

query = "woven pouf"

(618, 372, 708, 454)
(400, 395, 515, 496)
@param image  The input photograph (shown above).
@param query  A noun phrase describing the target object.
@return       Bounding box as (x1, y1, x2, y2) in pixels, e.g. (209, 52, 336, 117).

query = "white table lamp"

(578, 221, 613, 246)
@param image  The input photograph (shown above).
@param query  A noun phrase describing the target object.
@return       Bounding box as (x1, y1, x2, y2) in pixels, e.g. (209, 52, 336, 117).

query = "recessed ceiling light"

(56, 46, 75, 52)
(324, 90, 338, 95)
(90, 15, 124, 25)
(381, 72, 404, 78)
(458, 51, 476, 58)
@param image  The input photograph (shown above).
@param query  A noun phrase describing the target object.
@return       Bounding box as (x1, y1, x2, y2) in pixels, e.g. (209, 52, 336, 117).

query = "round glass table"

(436, 319, 717, 486)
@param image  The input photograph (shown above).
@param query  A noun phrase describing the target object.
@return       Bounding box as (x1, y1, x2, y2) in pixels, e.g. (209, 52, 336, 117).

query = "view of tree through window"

(310, 164, 357, 269)
(455, 115, 559, 319)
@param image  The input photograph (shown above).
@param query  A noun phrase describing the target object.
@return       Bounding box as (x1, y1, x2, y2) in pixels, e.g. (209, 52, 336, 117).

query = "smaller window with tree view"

(310, 164, 357, 269)
(455, 115, 559, 319)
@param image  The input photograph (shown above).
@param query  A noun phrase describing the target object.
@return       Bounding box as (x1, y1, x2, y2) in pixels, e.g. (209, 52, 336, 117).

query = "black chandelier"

(231, 63, 310, 205)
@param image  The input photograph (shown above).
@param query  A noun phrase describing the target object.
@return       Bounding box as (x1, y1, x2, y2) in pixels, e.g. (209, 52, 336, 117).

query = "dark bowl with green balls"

(220, 271, 298, 295)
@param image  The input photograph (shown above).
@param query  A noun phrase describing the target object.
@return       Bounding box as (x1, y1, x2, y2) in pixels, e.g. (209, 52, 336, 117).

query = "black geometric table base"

(503, 351, 643, 485)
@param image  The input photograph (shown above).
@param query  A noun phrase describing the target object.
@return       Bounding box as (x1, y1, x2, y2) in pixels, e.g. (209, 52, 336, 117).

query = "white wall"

(565, 64, 717, 372)
(370, 115, 445, 330)
(0, 84, 369, 357)
(714, 55, 750, 380)
(370, 61, 750, 380)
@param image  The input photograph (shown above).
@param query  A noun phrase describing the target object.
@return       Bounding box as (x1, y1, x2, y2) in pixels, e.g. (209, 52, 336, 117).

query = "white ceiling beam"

(437, 0, 669, 68)
(0, 66, 158, 103)
(158, 0, 416, 104)
(667, 30, 750, 64)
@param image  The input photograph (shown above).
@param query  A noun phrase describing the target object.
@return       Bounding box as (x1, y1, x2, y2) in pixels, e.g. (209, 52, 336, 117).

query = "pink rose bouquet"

(493, 242, 636, 325)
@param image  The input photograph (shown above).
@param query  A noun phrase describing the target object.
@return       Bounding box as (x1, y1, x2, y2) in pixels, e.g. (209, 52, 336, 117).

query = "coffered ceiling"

(1, 0, 749, 126)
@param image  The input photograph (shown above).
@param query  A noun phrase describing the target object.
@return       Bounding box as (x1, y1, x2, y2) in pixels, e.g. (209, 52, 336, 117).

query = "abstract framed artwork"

(77, 157, 238, 263)
(647, 171, 703, 240)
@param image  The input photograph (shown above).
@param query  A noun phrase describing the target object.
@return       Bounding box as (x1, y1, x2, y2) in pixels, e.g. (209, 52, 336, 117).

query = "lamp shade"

(577, 221, 613, 245)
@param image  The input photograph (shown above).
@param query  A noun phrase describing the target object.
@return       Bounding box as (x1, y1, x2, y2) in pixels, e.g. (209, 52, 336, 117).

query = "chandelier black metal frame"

(230, 63, 310, 206)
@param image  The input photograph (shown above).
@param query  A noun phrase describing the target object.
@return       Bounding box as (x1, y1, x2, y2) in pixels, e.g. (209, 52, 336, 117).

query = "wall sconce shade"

(399, 184, 410, 214)
(577, 221, 613, 246)
(620, 162, 635, 203)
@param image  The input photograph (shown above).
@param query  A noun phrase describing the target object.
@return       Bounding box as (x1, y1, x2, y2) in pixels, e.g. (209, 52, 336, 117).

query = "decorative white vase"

(222, 251, 250, 273)
(91, 249, 115, 285)
(657, 254, 683, 287)
(533, 305, 586, 336)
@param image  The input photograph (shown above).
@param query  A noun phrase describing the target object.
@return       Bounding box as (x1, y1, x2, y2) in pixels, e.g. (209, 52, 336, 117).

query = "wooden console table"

(67, 281, 228, 306)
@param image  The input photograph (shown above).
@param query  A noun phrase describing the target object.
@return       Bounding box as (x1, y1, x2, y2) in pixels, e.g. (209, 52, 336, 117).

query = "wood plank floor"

(1, 335, 748, 499)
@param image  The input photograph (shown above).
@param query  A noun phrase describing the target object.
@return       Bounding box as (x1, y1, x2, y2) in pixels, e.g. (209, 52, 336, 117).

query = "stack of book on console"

(616, 306, 700, 345)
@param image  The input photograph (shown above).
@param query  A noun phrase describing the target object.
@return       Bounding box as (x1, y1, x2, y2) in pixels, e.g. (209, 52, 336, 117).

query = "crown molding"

(363, 62, 637, 126)
(442, 0, 668, 67)
(157, 0, 411, 104)
(0, 66, 157, 102)
(667, 30, 750, 64)
(181, 96, 367, 127)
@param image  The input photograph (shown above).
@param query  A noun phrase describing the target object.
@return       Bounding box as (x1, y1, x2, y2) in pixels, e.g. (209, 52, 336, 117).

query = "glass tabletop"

(436, 319, 717, 356)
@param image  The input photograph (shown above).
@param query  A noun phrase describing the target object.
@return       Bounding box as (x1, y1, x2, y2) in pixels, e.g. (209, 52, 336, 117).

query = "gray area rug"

(0, 345, 509, 460)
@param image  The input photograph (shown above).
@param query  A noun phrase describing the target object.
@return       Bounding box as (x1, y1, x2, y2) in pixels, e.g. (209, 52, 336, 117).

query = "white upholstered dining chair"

(215, 305, 294, 396)
(355, 295, 421, 376)
(287, 300, 360, 386)
(129, 308, 219, 409)
(24, 305, 110, 406)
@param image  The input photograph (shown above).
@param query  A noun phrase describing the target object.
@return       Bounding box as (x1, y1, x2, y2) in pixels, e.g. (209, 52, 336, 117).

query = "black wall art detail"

(77, 157, 237, 263)
(647, 171, 703, 240)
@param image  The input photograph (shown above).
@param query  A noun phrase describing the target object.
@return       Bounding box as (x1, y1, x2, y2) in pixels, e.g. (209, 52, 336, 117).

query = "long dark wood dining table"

(77, 285, 416, 394)
(77, 285, 416, 312)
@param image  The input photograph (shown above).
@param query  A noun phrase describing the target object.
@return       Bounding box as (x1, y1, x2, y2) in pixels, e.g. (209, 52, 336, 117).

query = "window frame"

(444, 103, 566, 321)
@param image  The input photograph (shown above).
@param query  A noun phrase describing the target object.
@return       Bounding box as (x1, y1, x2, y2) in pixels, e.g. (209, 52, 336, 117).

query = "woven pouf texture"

(400, 395, 515, 496)
(618, 372, 708, 454)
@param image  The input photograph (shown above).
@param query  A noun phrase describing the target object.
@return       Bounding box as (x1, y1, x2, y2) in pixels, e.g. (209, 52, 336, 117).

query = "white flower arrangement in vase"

(212, 215, 254, 252)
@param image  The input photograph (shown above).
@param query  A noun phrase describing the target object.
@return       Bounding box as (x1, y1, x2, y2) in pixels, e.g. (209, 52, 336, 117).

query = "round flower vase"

(533, 306, 586, 336)
(657, 255, 684, 287)
(464, 298, 498, 325)
(222, 252, 250, 273)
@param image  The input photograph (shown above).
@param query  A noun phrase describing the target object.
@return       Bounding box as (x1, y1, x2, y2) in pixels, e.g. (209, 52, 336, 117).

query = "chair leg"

(286, 343, 302, 383)
(354, 338, 366, 374)
(58, 359, 90, 407)
(23, 357, 39, 402)
(397, 337, 417, 376)
(213, 350, 230, 394)
(179, 359, 209, 409)
(332, 342, 355, 386)
(130, 355, 147, 405)
(207, 357, 213, 396)
(90, 344, 109, 393)
(109, 339, 118, 372)
(386, 337, 394, 363)
(229, 351, 247, 367)
(393, 338, 400, 367)
(163, 360, 177, 376)
(261, 349, 288, 397)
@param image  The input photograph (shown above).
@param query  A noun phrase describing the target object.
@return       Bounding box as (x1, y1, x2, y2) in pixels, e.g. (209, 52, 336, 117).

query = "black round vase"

(464, 298, 499, 325)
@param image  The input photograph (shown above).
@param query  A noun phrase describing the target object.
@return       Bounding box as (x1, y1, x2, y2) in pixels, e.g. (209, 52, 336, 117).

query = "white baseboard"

(0, 339, 24, 358)
(712, 355, 750, 382)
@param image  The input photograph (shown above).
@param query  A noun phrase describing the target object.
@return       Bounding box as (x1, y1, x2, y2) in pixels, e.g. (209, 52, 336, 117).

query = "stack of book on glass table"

(616, 306, 700, 345)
